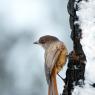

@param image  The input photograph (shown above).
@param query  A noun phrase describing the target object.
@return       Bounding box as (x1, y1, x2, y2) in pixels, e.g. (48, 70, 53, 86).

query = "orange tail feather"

(48, 69, 58, 95)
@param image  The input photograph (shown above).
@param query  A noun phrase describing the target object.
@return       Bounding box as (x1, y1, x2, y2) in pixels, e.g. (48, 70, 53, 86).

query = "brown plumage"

(34, 35, 68, 95)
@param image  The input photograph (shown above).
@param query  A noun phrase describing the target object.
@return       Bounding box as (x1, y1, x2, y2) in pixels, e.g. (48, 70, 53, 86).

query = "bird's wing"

(44, 42, 64, 84)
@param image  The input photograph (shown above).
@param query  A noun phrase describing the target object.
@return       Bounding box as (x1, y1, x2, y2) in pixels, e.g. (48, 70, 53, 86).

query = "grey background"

(0, 0, 73, 95)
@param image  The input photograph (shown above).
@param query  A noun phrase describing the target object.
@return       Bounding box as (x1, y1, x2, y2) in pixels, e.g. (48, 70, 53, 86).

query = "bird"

(34, 35, 68, 95)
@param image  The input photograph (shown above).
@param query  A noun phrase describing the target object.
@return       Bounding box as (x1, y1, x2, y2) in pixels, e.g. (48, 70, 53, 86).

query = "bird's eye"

(41, 40, 45, 44)
(39, 39, 45, 44)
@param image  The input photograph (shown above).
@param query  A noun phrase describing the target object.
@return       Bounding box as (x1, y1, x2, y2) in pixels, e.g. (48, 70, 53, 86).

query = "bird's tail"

(48, 69, 58, 95)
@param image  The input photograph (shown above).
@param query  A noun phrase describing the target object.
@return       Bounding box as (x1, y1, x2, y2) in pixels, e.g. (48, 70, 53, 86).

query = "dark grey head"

(34, 35, 59, 49)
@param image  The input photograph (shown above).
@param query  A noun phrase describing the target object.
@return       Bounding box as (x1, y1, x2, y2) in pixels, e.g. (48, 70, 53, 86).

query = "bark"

(62, 0, 87, 95)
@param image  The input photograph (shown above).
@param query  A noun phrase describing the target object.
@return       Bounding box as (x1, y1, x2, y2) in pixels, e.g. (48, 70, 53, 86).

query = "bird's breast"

(55, 48, 68, 73)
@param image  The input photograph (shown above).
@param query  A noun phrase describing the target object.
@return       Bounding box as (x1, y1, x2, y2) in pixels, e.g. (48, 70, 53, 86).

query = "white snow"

(72, 0, 95, 95)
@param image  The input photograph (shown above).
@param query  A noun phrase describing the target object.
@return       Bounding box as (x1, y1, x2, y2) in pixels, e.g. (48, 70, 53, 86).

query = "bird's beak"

(33, 41, 39, 44)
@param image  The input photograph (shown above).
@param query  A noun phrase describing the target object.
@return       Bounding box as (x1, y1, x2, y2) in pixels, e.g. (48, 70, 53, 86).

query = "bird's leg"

(66, 54, 69, 58)
(57, 73, 65, 83)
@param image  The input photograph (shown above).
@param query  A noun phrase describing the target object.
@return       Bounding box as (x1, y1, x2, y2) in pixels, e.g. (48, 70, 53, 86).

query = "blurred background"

(0, 0, 73, 95)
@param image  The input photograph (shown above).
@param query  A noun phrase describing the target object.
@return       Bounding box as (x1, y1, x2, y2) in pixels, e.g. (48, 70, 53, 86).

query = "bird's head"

(34, 35, 59, 49)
